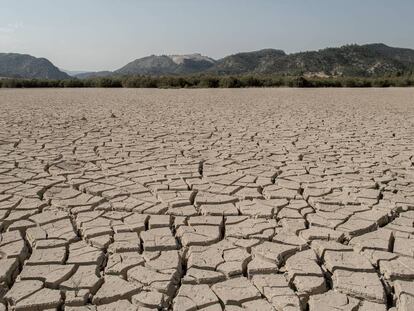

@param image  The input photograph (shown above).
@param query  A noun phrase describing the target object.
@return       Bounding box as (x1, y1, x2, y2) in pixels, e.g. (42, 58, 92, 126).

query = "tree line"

(1, 75, 414, 88)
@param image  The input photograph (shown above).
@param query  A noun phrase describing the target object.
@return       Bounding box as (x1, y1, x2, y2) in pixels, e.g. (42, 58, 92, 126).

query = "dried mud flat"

(0, 88, 413, 311)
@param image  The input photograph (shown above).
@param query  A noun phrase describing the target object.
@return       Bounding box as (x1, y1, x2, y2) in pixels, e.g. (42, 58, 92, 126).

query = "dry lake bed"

(0, 88, 413, 311)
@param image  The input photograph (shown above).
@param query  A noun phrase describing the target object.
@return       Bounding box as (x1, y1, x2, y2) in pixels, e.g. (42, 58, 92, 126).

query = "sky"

(1, 0, 414, 71)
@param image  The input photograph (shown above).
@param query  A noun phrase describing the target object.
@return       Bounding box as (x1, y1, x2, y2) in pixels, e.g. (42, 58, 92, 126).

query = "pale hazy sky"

(1, 0, 413, 71)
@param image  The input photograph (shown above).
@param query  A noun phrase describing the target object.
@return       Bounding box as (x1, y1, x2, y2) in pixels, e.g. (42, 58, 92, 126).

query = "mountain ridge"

(83, 43, 414, 78)
(114, 53, 216, 76)
(0, 53, 70, 79)
(2, 43, 414, 80)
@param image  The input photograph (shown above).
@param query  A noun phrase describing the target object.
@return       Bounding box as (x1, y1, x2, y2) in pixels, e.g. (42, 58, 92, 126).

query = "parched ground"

(0, 88, 413, 311)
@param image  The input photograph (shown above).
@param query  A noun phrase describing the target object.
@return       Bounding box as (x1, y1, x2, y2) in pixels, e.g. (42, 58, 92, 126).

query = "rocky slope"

(115, 53, 215, 76)
(3, 44, 414, 79)
(0, 53, 70, 79)
(112, 44, 414, 77)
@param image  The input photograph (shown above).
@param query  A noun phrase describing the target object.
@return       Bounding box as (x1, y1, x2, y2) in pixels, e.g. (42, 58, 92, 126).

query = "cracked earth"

(0, 88, 413, 311)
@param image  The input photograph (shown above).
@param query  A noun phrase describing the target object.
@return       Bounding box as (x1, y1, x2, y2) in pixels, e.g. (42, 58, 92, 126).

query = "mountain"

(364, 43, 414, 69)
(0, 53, 70, 79)
(115, 53, 215, 75)
(3, 44, 413, 80)
(210, 49, 286, 75)
(209, 44, 412, 76)
(113, 44, 414, 77)
(259, 44, 409, 76)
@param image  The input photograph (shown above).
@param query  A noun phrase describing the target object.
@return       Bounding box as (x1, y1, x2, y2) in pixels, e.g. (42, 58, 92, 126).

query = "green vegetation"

(1, 75, 414, 89)
(0, 53, 71, 80)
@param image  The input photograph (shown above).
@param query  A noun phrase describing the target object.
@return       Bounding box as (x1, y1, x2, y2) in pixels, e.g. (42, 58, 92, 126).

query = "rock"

(60, 265, 103, 294)
(14, 287, 62, 310)
(96, 300, 137, 311)
(26, 246, 66, 265)
(0, 258, 19, 286)
(247, 257, 278, 276)
(4, 280, 43, 307)
(106, 252, 144, 277)
(92, 275, 141, 305)
(182, 267, 225, 284)
(379, 256, 414, 280)
(358, 301, 387, 311)
(225, 217, 277, 240)
(332, 270, 386, 303)
(251, 274, 301, 310)
(132, 291, 165, 309)
(141, 228, 177, 251)
(148, 215, 171, 229)
(173, 284, 219, 310)
(349, 229, 393, 252)
(211, 277, 261, 305)
(299, 227, 344, 242)
(127, 265, 178, 296)
(285, 250, 326, 296)
(308, 291, 359, 311)
(200, 203, 239, 216)
(323, 250, 375, 273)
(176, 225, 221, 246)
(64, 289, 90, 306)
(394, 279, 414, 311)
(19, 264, 76, 287)
(67, 241, 105, 266)
(252, 241, 298, 266)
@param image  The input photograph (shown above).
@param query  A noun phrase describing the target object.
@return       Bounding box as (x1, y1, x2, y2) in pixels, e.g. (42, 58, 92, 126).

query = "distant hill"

(364, 43, 414, 69)
(3, 44, 413, 80)
(0, 53, 70, 79)
(115, 53, 215, 75)
(257, 44, 410, 76)
(210, 49, 286, 75)
(209, 44, 413, 76)
(113, 44, 414, 77)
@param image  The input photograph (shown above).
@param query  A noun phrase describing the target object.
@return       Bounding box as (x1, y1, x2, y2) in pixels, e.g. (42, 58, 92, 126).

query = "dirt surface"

(0, 88, 413, 311)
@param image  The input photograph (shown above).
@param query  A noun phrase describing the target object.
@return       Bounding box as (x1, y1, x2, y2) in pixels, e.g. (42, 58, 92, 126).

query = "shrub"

(1, 75, 414, 89)
(240, 76, 264, 87)
(287, 76, 311, 87)
(372, 79, 391, 87)
(198, 76, 220, 88)
(219, 76, 242, 88)
(61, 79, 85, 87)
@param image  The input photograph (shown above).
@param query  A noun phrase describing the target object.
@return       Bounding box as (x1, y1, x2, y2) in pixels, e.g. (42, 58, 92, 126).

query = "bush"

(61, 79, 85, 87)
(343, 78, 371, 87)
(1, 75, 414, 89)
(239, 76, 264, 87)
(394, 78, 414, 87)
(372, 79, 391, 87)
(92, 78, 122, 87)
(219, 76, 242, 88)
(198, 76, 220, 88)
(287, 76, 311, 87)
(262, 77, 285, 87)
